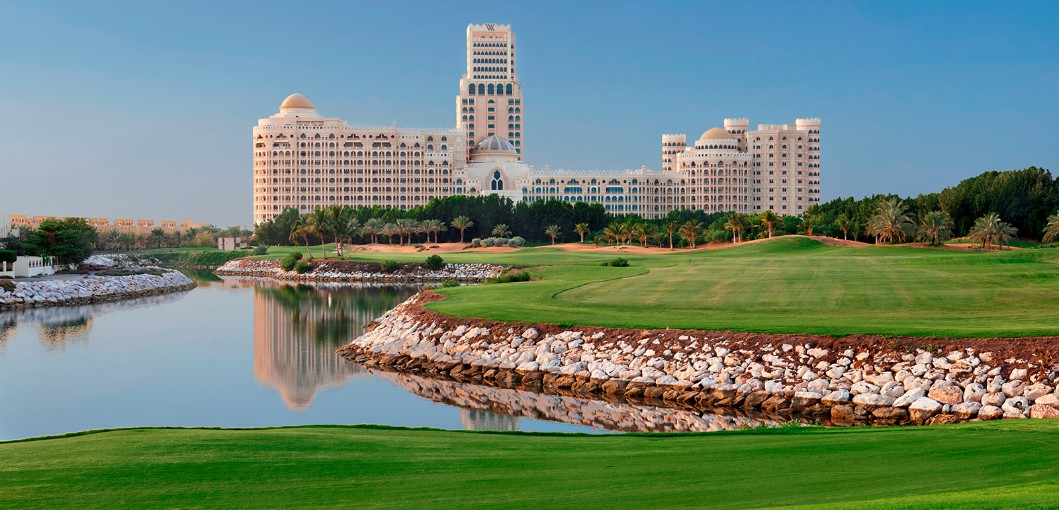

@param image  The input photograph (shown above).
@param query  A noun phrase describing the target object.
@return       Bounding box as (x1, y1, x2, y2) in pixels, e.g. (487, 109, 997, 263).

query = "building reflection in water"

(460, 408, 521, 431)
(250, 281, 418, 410)
(0, 292, 187, 353)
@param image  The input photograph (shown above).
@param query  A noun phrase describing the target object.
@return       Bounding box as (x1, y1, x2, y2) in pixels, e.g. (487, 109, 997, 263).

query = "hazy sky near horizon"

(2, 1, 1057, 226)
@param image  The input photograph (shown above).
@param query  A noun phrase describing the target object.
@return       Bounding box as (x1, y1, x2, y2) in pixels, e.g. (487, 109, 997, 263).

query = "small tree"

(724, 213, 746, 243)
(662, 221, 679, 250)
(574, 223, 589, 243)
(759, 210, 779, 239)
(917, 210, 954, 246)
(491, 223, 512, 238)
(450, 215, 474, 243)
(834, 214, 852, 241)
(544, 224, 561, 245)
(678, 220, 703, 249)
(1042, 211, 1059, 243)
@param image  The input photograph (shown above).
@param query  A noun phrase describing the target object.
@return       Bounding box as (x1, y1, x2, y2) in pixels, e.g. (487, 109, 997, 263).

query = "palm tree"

(149, 228, 166, 248)
(724, 213, 746, 243)
(574, 223, 590, 243)
(428, 219, 447, 243)
(662, 221, 679, 250)
(394, 218, 417, 245)
(867, 198, 915, 244)
(602, 224, 620, 245)
(289, 218, 314, 259)
(331, 207, 360, 258)
(917, 210, 953, 246)
(1042, 212, 1059, 243)
(678, 220, 703, 249)
(117, 232, 135, 251)
(491, 223, 511, 238)
(969, 212, 1018, 250)
(362, 218, 384, 244)
(382, 223, 397, 245)
(759, 210, 780, 238)
(544, 224, 561, 244)
(103, 229, 120, 250)
(307, 209, 331, 258)
(632, 223, 652, 247)
(834, 214, 852, 241)
(450, 215, 474, 243)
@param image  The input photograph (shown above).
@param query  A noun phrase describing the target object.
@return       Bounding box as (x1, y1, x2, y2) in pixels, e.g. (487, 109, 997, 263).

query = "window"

(490, 170, 504, 191)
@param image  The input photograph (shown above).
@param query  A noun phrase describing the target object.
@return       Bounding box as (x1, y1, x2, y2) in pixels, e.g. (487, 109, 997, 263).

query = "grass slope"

(260, 237, 1059, 338)
(2, 421, 1058, 509)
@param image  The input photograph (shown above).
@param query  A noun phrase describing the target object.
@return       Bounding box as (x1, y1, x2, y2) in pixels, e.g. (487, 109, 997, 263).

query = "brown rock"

(928, 386, 964, 405)
(831, 404, 857, 424)
(744, 391, 770, 409)
(761, 395, 791, 412)
(1029, 404, 1059, 419)
(926, 414, 961, 425)
(600, 379, 627, 395)
(871, 407, 909, 421)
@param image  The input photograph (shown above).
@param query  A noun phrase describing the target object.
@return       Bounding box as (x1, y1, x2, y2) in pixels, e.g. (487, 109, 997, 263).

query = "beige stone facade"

(6, 215, 203, 235)
(252, 94, 465, 224)
(252, 23, 821, 223)
(457, 23, 523, 159)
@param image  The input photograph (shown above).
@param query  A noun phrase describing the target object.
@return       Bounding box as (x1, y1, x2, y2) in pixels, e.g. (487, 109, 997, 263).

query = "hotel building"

(252, 24, 820, 223)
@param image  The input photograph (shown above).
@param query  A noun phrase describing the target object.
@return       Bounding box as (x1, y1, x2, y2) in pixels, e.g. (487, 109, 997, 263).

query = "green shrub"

(280, 254, 299, 272)
(470, 238, 482, 248)
(486, 269, 531, 284)
(294, 260, 312, 274)
(601, 257, 629, 267)
(507, 236, 526, 247)
(291, 252, 303, 260)
(380, 260, 398, 273)
(424, 255, 445, 270)
(441, 280, 460, 288)
(252, 245, 269, 256)
(0, 250, 16, 264)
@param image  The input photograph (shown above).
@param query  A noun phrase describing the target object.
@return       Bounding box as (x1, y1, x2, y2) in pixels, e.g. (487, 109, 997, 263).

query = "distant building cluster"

(252, 23, 821, 224)
(5, 215, 204, 236)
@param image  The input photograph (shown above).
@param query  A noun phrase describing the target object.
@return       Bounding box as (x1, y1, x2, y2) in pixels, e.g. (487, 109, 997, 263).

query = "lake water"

(0, 273, 776, 440)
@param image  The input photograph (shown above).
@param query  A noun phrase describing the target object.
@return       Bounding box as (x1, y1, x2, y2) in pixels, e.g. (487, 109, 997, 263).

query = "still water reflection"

(0, 276, 781, 440)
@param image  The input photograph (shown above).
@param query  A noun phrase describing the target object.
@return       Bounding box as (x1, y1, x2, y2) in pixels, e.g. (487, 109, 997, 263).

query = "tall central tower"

(457, 23, 523, 160)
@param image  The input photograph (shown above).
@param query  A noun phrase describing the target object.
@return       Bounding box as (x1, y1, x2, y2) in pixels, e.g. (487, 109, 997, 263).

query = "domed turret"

(470, 135, 519, 161)
(698, 127, 734, 141)
(280, 93, 315, 111)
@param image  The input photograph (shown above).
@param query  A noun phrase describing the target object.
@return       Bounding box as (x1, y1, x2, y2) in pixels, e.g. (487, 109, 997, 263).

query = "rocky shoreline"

(372, 366, 791, 432)
(215, 258, 504, 283)
(340, 292, 1059, 426)
(0, 271, 195, 310)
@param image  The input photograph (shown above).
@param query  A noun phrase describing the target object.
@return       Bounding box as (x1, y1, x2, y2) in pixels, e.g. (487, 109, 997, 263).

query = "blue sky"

(2, 1, 1056, 226)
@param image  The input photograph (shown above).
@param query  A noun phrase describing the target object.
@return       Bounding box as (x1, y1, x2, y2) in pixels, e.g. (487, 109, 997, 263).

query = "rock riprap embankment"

(0, 271, 195, 310)
(341, 292, 1059, 426)
(216, 258, 503, 282)
(374, 369, 789, 432)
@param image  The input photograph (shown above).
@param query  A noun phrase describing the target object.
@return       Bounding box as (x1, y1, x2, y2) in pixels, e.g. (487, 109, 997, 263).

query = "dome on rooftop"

(280, 93, 315, 110)
(699, 127, 734, 141)
(470, 135, 519, 162)
(474, 135, 517, 153)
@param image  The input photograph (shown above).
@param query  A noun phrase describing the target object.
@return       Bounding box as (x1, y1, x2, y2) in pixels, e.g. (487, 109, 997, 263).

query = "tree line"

(252, 167, 1059, 250)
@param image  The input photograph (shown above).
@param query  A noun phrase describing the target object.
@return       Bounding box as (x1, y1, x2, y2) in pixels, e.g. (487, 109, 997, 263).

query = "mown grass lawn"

(259, 237, 1059, 338)
(2, 421, 1057, 509)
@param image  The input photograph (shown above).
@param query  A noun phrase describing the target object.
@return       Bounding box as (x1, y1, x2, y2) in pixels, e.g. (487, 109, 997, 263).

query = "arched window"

(488, 84, 495, 95)
(506, 84, 512, 95)
(478, 84, 485, 95)
(490, 170, 504, 191)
